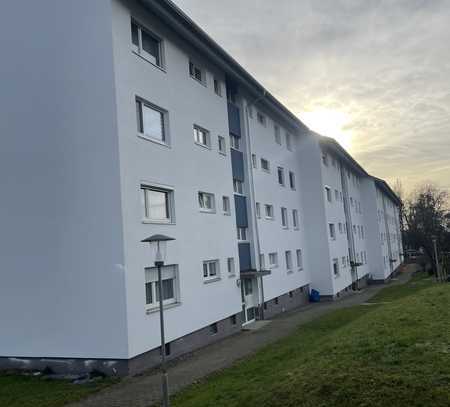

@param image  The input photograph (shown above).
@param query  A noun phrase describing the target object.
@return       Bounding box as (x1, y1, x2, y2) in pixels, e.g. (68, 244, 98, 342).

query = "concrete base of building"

(321, 274, 370, 301)
(262, 284, 310, 319)
(0, 312, 242, 377)
(369, 263, 404, 285)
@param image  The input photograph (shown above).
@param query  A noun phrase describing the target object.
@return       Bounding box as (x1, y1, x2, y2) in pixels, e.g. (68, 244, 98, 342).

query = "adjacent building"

(0, 0, 403, 375)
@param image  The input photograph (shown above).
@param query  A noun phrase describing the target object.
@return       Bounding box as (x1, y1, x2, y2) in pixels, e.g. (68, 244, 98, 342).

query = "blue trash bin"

(309, 289, 320, 302)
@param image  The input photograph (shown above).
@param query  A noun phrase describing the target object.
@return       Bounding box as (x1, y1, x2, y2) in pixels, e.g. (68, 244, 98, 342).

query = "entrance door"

(241, 278, 257, 325)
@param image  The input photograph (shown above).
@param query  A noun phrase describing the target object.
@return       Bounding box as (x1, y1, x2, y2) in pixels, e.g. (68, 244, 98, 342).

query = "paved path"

(68, 267, 414, 407)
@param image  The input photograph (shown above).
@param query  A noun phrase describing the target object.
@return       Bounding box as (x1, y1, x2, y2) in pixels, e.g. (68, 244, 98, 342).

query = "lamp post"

(141, 234, 175, 407)
(432, 236, 440, 282)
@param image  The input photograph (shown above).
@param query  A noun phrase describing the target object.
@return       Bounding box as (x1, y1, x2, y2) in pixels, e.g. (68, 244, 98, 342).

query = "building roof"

(316, 134, 369, 177)
(138, 0, 309, 133)
(373, 177, 402, 206)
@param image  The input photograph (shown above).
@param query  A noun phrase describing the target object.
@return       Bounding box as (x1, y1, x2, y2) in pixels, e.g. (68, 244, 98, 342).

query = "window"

(322, 152, 328, 166)
(189, 60, 204, 83)
(145, 265, 178, 309)
(342, 257, 346, 268)
(325, 187, 332, 202)
(259, 253, 265, 269)
(237, 227, 248, 241)
(335, 189, 339, 201)
(329, 223, 336, 240)
(361, 226, 365, 239)
(203, 260, 220, 281)
(227, 257, 235, 275)
(338, 222, 342, 233)
(230, 134, 240, 150)
(256, 202, 261, 218)
(269, 252, 278, 268)
(286, 132, 292, 151)
(136, 98, 167, 143)
(194, 125, 210, 148)
(281, 207, 288, 228)
(265, 204, 274, 219)
(209, 323, 218, 335)
(252, 154, 257, 168)
(230, 314, 237, 325)
(218, 136, 226, 154)
(141, 185, 173, 223)
(289, 171, 296, 190)
(222, 196, 230, 215)
(277, 167, 285, 186)
(333, 258, 339, 277)
(274, 125, 281, 144)
(292, 209, 299, 229)
(244, 279, 253, 295)
(213, 78, 222, 96)
(257, 112, 266, 126)
(131, 21, 163, 67)
(296, 249, 303, 270)
(261, 158, 270, 172)
(198, 192, 215, 212)
(233, 179, 243, 194)
(285, 251, 293, 271)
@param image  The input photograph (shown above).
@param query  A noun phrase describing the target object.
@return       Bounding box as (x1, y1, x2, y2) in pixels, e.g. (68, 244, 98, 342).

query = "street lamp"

(141, 234, 175, 407)
(431, 236, 440, 282)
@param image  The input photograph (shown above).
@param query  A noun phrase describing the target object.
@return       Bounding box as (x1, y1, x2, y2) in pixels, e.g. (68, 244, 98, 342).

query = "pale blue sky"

(173, 0, 450, 194)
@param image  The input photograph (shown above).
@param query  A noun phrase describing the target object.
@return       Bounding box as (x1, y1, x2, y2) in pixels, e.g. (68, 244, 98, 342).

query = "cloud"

(173, 0, 450, 193)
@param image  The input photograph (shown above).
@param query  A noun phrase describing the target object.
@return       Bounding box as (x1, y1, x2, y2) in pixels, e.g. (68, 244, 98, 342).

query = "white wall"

(0, 0, 128, 359)
(246, 103, 311, 301)
(111, 0, 242, 358)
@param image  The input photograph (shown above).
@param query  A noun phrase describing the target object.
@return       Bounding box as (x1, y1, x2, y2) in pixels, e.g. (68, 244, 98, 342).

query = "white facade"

(0, 0, 403, 372)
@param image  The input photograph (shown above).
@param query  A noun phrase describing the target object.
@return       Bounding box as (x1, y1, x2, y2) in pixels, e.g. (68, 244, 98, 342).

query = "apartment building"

(362, 178, 404, 282)
(0, 0, 402, 375)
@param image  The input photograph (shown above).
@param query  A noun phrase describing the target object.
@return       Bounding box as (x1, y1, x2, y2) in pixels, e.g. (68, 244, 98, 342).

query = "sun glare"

(301, 109, 353, 151)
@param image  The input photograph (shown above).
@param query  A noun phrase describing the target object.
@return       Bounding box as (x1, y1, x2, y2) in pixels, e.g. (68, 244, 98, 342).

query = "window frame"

(268, 252, 279, 268)
(233, 179, 244, 195)
(189, 59, 206, 85)
(285, 250, 293, 271)
(193, 125, 211, 149)
(277, 167, 285, 186)
(289, 171, 296, 190)
(292, 209, 299, 229)
(218, 135, 227, 155)
(136, 97, 169, 146)
(325, 186, 332, 202)
(198, 191, 216, 213)
(261, 158, 270, 173)
(329, 223, 336, 240)
(230, 134, 240, 150)
(203, 259, 220, 282)
(296, 249, 303, 270)
(213, 77, 222, 96)
(265, 204, 274, 220)
(144, 264, 179, 311)
(227, 257, 236, 276)
(237, 227, 248, 241)
(281, 207, 288, 228)
(131, 19, 164, 69)
(141, 184, 174, 224)
(222, 196, 231, 215)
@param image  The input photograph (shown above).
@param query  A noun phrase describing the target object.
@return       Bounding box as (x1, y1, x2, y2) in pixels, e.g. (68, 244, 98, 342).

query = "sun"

(300, 109, 353, 151)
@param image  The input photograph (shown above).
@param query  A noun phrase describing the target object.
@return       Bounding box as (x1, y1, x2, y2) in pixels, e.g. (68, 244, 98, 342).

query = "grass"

(0, 374, 116, 407)
(172, 272, 450, 407)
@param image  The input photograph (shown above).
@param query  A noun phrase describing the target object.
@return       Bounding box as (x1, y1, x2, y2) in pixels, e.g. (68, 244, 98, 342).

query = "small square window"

(230, 135, 240, 150)
(274, 297, 279, 305)
(189, 60, 204, 83)
(209, 323, 218, 335)
(277, 167, 285, 186)
(261, 158, 270, 172)
(265, 204, 274, 219)
(233, 179, 244, 194)
(203, 260, 220, 281)
(199, 191, 215, 212)
(194, 125, 210, 148)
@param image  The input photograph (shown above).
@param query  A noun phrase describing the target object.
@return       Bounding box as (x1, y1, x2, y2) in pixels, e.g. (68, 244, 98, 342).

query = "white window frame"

(285, 250, 293, 271)
(136, 97, 168, 146)
(193, 125, 211, 148)
(222, 196, 231, 215)
(325, 186, 332, 202)
(141, 184, 174, 224)
(233, 179, 244, 195)
(256, 202, 261, 218)
(289, 171, 296, 190)
(218, 135, 227, 155)
(277, 167, 285, 186)
(261, 158, 270, 172)
(198, 191, 216, 213)
(189, 60, 205, 85)
(329, 223, 336, 240)
(213, 78, 222, 96)
(237, 227, 248, 241)
(131, 20, 164, 69)
(281, 207, 288, 228)
(230, 135, 240, 150)
(333, 258, 339, 277)
(145, 264, 179, 311)
(252, 154, 258, 168)
(293, 209, 299, 229)
(269, 252, 278, 268)
(203, 260, 220, 282)
(265, 204, 274, 220)
(227, 257, 235, 276)
(296, 249, 303, 270)
(259, 253, 265, 270)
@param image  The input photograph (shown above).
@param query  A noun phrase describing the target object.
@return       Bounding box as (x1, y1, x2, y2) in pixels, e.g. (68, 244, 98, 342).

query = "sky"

(173, 0, 450, 194)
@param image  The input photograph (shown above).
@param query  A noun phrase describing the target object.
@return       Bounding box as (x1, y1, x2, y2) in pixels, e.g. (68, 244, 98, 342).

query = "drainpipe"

(244, 91, 267, 319)
(381, 196, 393, 277)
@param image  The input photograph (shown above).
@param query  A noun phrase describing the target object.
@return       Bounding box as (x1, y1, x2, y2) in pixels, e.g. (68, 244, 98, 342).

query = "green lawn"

(0, 374, 116, 407)
(172, 273, 450, 407)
